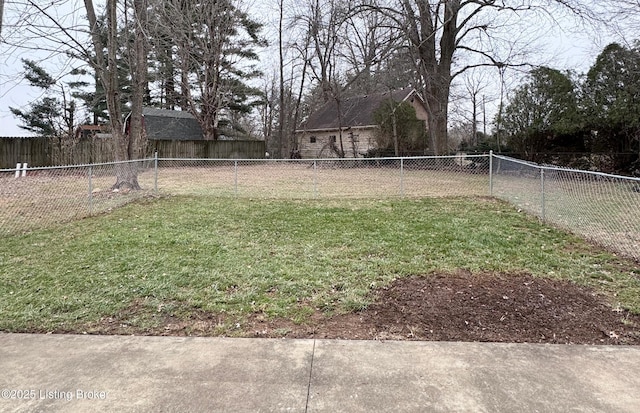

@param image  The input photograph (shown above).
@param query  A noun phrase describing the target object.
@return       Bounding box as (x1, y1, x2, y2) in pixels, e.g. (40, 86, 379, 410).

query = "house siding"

(408, 97, 429, 131)
(296, 89, 429, 159)
(298, 128, 378, 158)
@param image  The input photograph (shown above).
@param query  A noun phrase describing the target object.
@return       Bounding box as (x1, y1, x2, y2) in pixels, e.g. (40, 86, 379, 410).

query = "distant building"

(76, 108, 204, 141)
(295, 88, 429, 158)
(141, 107, 204, 141)
(75, 124, 108, 140)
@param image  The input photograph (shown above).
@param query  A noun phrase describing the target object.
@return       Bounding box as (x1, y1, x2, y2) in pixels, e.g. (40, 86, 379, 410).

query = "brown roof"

(299, 87, 418, 132)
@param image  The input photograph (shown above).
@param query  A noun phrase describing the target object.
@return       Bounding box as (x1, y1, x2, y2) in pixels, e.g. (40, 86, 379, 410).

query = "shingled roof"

(299, 87, 419, 132)
(142, 107, 204, 140)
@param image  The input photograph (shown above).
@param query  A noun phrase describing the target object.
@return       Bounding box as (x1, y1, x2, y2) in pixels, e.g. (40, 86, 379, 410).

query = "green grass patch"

(1, 195, 638, 334)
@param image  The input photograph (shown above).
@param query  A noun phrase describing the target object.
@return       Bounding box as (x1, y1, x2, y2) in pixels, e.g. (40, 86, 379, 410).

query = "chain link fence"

(0, 160, 156, 236)
(155, 155, 490, 199)
(491, 154, 640, 261)
(2, 153, 639, 262)
(1, 155, 488, 236)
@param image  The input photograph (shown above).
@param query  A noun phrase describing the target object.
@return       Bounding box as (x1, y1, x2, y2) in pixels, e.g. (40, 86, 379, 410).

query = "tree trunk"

(425, 88, 450, 155)
(111, 0, 148, 190)
(406, 0, 457, 156)
(392, 109, 399, 157)
(0, 0, 4, 36)
(85, 0, 144, 190)
(278, 0, 285, 158)
(111, 140, 141, 190)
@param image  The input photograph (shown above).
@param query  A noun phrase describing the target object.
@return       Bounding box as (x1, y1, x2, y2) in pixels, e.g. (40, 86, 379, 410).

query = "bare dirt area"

(269, 272, 640, 345)
(155, 164, 490, 199)
(87, 271, 640, 345)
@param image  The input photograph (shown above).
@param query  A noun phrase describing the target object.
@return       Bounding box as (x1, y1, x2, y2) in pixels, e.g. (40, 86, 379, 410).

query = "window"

(329, 135, 337, 143)
(310, 136, 317, 143)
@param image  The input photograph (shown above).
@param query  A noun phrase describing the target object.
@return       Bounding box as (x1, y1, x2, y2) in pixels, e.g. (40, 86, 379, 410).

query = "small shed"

(142, 108, 204, 141)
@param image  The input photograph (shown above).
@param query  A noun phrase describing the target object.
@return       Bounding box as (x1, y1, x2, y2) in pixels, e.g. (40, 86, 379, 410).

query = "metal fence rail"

(155, 155, 490, 199)
(2, 153, 638, 262)
(491, 154, 640, 261)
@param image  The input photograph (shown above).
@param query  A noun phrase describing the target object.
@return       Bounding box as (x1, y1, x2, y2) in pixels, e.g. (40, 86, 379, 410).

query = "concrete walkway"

(1, 334, 639, 412)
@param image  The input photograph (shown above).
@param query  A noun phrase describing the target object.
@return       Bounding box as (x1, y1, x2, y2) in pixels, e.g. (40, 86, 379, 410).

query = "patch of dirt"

(243, 272, 640, 345)
(81, 272, 640, 345)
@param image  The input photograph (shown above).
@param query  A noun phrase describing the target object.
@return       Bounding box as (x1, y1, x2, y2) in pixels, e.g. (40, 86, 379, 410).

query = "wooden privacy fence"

(150, 139, 266, 159)
(0, 137, 49, 167)
(0, 136, 117, 167)
(0, 137, 265, 167)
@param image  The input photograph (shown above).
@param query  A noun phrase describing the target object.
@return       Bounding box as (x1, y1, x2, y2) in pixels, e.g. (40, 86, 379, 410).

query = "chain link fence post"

(313, 159, 318, 199)
(400, 157, 405, 197)
(234, 160, 238, 197)
(88, 165, 93, 216)
(489, 150, 493, 196)
(154, 151, 159, 194)
(540, 168, 546, 222)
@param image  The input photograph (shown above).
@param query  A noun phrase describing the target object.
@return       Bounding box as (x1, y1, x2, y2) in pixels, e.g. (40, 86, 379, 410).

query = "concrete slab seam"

(304, 339, 317, 413)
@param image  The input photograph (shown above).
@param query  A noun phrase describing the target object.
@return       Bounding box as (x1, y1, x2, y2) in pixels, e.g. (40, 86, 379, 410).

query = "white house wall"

(298, 129, 378, 158)
(296, 90, 430, 159)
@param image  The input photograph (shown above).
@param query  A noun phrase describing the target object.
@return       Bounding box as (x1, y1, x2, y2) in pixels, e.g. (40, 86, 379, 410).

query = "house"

(81, 108, 204, 140)
(137, 108, 266, 159)
(75, 124, 109, 140)
(140, 107, 204, 140)
(295, 87, 429, 158)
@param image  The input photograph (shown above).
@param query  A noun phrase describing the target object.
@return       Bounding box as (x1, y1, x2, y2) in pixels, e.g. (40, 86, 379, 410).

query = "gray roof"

(299, 88, 418, 132)
(142, 107, 204, 140)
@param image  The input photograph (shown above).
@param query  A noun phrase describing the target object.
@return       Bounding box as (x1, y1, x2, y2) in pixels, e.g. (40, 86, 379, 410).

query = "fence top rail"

(157, 154, 491, 163)
(0, 158, 156, 173)
(494, 154, 640, 182)
(493, 154, 541, 168)
(0, 154, 491, 173)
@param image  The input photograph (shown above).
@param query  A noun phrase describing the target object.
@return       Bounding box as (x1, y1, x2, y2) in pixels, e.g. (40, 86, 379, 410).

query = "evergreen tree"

(582, 43, 640, 163)
(373, 99, 428, 156)
(10, 59, 82, 141)
(500, 67, 581, 160)
(148, 0, 266, 140)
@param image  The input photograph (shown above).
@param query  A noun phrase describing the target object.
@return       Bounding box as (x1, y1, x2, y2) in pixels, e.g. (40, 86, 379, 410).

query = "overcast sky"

(0, 1, 626, 137)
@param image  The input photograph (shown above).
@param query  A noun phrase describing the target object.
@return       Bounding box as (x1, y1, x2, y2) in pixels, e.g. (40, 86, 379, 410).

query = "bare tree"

(278, 0, 287, 156)
(0, 0, 4, 37)
(296, 0, 345, 103)
(341, 2, 400, 94)
(292, 0, 400, 157)
(125, 0, 148, 186)
(369, 0, 596, 155)
(4, 1, 148, 188)
(607, 1, 640, 41)
(84, 0, 148, 189)
(449, 69, 494, 149)
(295, 0, 398, 100)
(150, 0, 264, 141)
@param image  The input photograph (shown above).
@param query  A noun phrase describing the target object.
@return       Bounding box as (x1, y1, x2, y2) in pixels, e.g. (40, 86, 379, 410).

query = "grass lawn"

(1, 195, 639, 335)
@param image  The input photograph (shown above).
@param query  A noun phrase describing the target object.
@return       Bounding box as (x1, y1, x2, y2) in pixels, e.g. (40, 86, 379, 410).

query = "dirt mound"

(248, 272, 640, 345)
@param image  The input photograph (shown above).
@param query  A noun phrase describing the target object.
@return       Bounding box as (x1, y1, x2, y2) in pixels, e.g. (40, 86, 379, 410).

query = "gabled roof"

(299, 87, 419, 132)
(142, 107, 204, 140)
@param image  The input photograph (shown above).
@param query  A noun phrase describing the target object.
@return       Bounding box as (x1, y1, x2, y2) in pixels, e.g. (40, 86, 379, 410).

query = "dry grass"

(156, 163, 490, 199)
(492, 172, 640, 261)
(1, 163, 487, 235)
(0, 168, 155, 235)
(2, 160, 638, 263)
